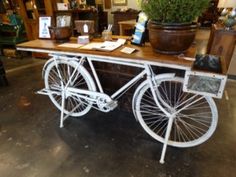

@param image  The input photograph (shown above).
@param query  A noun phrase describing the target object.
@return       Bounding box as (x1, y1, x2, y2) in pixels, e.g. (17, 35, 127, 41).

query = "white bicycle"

(38, 54, 218, 163)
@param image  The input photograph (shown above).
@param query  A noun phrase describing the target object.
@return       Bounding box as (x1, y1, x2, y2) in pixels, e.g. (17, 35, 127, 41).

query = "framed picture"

(39, 16, 52, 39)
(113, 0, 127, 6)
(56, 15, 71, 27)
(56, 3, 69, 10)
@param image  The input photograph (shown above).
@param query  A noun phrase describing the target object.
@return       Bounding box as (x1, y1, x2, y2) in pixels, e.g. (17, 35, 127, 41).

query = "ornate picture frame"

(113, 0, 127, 6)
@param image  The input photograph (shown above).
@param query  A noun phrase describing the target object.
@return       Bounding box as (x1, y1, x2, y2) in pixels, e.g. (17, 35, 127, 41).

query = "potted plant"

(138, 0, 211, 54)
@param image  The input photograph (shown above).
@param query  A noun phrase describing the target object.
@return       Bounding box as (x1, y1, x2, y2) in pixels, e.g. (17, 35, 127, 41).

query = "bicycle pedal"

(106, 100, 118, 110)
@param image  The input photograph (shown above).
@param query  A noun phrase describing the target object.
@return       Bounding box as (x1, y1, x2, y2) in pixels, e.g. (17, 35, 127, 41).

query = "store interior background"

(0, 0, 235, 76)
(0, 1, 236, 177)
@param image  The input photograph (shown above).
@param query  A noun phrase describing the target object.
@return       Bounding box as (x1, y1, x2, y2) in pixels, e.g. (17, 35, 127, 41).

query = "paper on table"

(81, 41, 122, 52)
(120, 47, 136, 54)
(80, 42, 104, 50)
(58, 43, 84, 48)
(93, 41, 122, 51)
(117, 38, 126, 45)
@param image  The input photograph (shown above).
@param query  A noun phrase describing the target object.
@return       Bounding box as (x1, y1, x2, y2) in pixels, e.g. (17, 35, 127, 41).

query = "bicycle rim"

(134, 76, 218, 147)
(44, 60, 96, 117)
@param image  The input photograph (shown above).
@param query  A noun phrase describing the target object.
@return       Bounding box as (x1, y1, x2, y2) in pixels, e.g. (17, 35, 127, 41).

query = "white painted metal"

(60, 91, 65, 128)
(160, 115, 175, 164)
(44, 58, 96, 117)
(29, 47, 221, 164)
(132, 73, 176, 121)
(87, 58, 104, 93)
(133, 76, 218, 147)
(144, 64, 172, 117)
(111, 70, 146, 99)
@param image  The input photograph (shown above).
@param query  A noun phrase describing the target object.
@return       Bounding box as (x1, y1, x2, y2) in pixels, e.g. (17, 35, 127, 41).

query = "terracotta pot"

(148, 21, 197, 54)
(49, 26, 72, 43)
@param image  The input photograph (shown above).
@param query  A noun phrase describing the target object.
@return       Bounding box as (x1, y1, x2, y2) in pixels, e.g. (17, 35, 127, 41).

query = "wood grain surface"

(17, 37, 196, 70)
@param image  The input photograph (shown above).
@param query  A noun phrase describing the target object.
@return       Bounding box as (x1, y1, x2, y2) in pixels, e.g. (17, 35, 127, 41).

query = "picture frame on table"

(113, 0, 127, 6)
(39, 16, 52, 39)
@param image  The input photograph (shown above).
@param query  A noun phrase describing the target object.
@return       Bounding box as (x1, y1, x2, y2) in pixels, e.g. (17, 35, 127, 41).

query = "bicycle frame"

(39, 54, 172, 124)
(38, 54, 216, 164)
(16, 37, 221, 165)
(51, 55, 174, 163)
(87, 56, 146, 100)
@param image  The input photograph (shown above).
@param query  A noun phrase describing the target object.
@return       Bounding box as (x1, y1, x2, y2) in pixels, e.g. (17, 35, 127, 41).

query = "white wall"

(104, 0, 141, 24)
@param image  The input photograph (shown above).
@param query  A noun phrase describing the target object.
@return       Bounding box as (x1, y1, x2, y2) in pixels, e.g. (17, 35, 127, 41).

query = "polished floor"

(0, 31, 236, 177)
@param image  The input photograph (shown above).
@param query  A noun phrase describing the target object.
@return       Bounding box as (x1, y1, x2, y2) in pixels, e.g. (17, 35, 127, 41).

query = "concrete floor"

(1, 30, 236, 177)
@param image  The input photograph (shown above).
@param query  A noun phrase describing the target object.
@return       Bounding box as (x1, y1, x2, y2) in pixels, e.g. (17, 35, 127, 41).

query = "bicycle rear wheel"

(44, 59, 96, 117)
(134, 76, 218, 147)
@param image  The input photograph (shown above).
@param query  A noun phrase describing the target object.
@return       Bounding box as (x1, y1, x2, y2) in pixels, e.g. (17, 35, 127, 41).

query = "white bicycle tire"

(133, 76, 218, 147)
(44, 59, 96, 117)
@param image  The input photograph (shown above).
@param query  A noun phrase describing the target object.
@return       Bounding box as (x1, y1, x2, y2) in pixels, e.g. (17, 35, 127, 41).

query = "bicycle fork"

(144, 64, 175, 164)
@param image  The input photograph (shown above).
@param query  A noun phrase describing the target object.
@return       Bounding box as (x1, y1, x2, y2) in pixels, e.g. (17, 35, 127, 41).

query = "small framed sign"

(39, 16, 52, 39)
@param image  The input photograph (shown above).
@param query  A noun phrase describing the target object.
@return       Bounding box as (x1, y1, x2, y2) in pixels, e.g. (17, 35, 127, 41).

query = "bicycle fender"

(132, 73, 176, 121)
(42, 57, 55, 78)
(42, 56, 82, 79)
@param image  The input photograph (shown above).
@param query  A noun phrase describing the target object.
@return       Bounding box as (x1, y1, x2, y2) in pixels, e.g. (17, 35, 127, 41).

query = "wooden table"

(118, 19, 136, 36)
(17, 38, 197, 111)
(111, 10, 139, 35)
(17, 38, 195, 70)
(16, 38, 228, 164)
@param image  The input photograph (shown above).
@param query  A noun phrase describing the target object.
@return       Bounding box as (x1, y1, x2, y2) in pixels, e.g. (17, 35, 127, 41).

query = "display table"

(17, 38, 195, 69)
(17, 38, 197, 111)
(16, 38, 229, 164)
(16, 38, 230, 105)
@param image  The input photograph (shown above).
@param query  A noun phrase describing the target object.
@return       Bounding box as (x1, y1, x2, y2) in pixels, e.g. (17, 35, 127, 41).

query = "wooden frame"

(39, 16, 52, 39)
(113, 0, 127, 6)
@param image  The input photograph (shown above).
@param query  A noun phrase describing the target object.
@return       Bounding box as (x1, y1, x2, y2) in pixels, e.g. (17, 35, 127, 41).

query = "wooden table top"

(118, 19, 136, 25)
(17, 38, 196, 70)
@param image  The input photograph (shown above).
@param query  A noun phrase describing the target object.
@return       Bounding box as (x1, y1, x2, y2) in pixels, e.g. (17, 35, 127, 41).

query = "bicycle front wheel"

(44, 59, 96, 117)
(134, 76, 218, 147)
